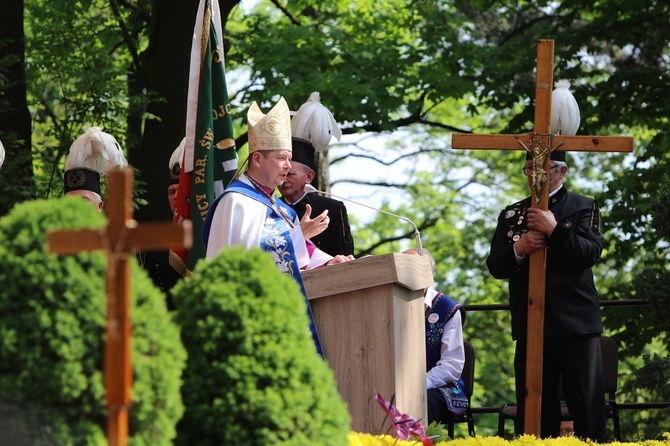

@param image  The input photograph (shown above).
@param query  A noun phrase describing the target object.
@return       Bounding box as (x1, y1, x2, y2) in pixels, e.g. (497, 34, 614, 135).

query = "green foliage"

(173, 246, 350, 445)
(0, 196, 186, 445)
(629, 175, 670, 405)
(636, 354, 670, 404)
(650, 175, 670, 240)
(634, 269, 670, 327)
(24, 0, 153, 203)
(127, 260, 187, 445)
(425, 421, 452, 443)
(228, 0, 478, 131)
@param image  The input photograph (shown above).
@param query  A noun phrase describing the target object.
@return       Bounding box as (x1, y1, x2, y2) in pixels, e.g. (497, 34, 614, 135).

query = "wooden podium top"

(302, 252, 434, 300)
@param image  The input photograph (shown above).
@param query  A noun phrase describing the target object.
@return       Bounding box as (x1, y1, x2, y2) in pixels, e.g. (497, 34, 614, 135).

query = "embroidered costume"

(424, 288, 467, 423)
(202, 173, 332, 356)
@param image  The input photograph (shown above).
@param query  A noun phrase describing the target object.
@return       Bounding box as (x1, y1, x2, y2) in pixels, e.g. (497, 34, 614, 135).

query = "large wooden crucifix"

(452, 39, 633, 435)
(47, 168, 192, 446)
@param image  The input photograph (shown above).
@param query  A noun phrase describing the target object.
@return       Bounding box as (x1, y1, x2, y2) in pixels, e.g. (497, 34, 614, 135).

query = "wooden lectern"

(302, 253, 433, 433)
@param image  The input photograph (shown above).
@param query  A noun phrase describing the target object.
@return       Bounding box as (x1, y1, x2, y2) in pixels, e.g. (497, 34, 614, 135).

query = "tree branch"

(219, 0, 243, 30)
(332, 148, 452, 167)
(109, 0, 142, 72)
(501, 12, 556, 46)
(338, 93, 473, 136)
(355, 215, 441, 257)
(269, 0, 302, 26)
(330, 179, 409, 189)
(114, 0, 150, 22)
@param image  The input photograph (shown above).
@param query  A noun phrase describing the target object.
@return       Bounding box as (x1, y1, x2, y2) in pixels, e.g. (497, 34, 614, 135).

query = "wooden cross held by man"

(452, 39, 633, 435)
(47, 168, 192, 446)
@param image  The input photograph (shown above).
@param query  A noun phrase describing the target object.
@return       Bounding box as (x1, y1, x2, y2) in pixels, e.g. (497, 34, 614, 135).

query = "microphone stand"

(304, 184, 423, 255)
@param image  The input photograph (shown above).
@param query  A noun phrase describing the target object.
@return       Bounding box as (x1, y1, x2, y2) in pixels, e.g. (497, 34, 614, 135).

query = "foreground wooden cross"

(47, 168, 192, 446)
(452, 39, 633, 435)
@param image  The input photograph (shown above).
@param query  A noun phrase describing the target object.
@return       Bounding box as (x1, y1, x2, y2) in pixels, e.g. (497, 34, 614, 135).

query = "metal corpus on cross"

(452, 39, 633, 435)
(47, 168, 192, 446)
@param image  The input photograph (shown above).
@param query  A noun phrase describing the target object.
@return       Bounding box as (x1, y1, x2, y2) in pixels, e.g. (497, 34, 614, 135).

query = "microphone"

(303, 184, 423, 255)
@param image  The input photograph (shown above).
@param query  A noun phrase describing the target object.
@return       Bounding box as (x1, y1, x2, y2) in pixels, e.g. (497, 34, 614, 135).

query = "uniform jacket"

(486, 187, 604, 340)
(137, 250, 181, 311)
(285, 193, 354, 257)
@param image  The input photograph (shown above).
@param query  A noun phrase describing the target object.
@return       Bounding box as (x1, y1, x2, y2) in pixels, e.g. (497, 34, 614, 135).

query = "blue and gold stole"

(216, 180, 324, 357)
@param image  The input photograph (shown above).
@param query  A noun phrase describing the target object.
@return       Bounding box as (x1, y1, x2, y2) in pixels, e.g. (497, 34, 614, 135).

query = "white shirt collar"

(549, 184, 563, 197)
(424, 287, 439, 308)
(285, 190, 310, 206)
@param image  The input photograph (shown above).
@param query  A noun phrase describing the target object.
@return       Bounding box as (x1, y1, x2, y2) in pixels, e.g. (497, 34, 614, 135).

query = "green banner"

(187, 15, 237, 270)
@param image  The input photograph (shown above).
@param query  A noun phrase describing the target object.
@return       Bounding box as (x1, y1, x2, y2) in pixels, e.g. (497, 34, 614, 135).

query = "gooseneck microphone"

(303, 184, 423, 255)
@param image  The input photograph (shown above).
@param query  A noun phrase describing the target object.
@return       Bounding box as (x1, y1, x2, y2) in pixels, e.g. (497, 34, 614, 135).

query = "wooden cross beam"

(452, 39, 633, 435)
(47, 168, 192, 446)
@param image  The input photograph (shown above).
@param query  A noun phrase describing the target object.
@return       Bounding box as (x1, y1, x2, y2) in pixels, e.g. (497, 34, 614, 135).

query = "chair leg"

(467, 411, 475, 437)
(609, 401, 621, 441)
(497, 410, 507, 437)
(447, 420, 455, 439)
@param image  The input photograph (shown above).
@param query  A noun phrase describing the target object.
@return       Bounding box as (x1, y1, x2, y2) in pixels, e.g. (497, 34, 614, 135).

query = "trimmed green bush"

(0, 196, 186, 445)
(174, 246, 351, 445)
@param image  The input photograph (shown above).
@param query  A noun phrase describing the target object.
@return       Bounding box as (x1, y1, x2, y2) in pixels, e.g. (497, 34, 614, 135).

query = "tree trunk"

(0, 0, 34, 217)
(134, 0, 242, 222)
(133, 0, 199, 221)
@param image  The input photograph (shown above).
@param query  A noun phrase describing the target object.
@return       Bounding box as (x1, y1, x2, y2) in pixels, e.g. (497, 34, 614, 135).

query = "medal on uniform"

(512, 234, 520, 241)
(505, 210, 516, 219)
(427, 313, 439, 324)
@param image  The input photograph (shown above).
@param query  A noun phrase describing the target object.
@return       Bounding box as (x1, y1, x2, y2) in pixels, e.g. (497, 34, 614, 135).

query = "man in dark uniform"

(137, 139, 185, 310)
(486, 151, 607, 441)
(278, 91, 354, 256)
(279, 137, 354, 257)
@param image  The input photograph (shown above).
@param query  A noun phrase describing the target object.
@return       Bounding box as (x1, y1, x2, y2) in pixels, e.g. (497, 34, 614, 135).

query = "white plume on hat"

(64, 127, 128, 175)
(550, 80, 580, 136)
(0, 139, 4, 169)
(170, 137, 186, 170)
(291, 92, 342, 151)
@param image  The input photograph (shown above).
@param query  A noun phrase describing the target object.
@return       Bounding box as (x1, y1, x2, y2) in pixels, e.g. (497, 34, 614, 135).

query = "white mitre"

(247, 97, 292, 153)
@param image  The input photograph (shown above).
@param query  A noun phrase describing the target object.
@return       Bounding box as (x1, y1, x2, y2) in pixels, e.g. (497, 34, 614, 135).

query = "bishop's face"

(251, 150, 292, 189)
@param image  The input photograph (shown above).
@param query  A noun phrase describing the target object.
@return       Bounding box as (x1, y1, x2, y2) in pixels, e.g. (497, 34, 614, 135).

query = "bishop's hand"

(299, 205, 330, 239)
(326, 254, 355, 265)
